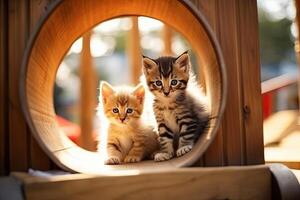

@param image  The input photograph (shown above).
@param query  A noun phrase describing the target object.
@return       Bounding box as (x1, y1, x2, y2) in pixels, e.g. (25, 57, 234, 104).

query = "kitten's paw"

(176, 145, 193, 157)
(105, 156, 121, 165)
(154, 152, 174, 162)
(124, 155, 142, 163)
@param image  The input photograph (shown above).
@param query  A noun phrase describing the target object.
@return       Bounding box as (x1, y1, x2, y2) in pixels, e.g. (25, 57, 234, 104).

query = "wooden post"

(0, 0, 8, 175)
(128, 17, 142, 84)
(195, 0, 264, 166)
(162, 25, 173, 56)
(8, 0, 30, 172)
(79, 32, 96, 151)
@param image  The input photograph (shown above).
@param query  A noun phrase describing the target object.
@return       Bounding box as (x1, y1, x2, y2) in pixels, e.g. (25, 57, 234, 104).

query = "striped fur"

(142, 52, 209, 161)
(99, 82, 159, 164)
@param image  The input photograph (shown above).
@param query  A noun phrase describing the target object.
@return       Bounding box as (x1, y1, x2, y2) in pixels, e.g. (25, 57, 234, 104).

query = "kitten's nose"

(163, 91, 170, 96)
(120, 117, 126, 122)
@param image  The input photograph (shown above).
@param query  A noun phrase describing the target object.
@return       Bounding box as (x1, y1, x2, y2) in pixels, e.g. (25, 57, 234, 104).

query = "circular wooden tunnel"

(20, 0, 227, 174)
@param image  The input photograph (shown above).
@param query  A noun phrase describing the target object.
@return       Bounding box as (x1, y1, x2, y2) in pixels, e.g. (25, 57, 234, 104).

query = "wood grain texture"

(237, 0, 264, 164)
(192, 0, 225, 167)
(8, 0, 30, 171)
(20, 0, 226, 173)
(0, 0, 8, 175)
(2, 0, 263, 173)
(14, 166, 271, 200)
(162, 24, 173, 56)
(28, 0, 52, 171)
(192, 0, 264, 166)
(217, 0, 245, 165)
(79, 32, 97, 151)
(264, 110, 298, 146)
(128, 17, 142, 84)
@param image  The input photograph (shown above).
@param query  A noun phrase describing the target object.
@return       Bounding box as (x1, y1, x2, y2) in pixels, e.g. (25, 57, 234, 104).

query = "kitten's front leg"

(105, 142, 123, 165)
(154, 123, 175, 162)
(124, 141, 145, 163)
(177, 119, 198, 157)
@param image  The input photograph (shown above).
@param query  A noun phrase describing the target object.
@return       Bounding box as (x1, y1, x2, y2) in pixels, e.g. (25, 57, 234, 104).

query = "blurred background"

(54, 0, 300, 170)
(259, 0, 300, 169)
(54, 17, 198, 150)
(259, 0, 298, 115)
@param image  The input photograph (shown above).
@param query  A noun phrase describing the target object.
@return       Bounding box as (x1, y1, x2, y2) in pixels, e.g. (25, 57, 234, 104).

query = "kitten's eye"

(155, 80, 162, 86)
(112, 108, 119, 113)
(171, 80, 178, 86)
(126, 108, 133, 114)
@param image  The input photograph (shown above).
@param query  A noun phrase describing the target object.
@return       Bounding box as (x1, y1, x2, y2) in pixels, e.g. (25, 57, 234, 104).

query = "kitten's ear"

(142, 55, 157, 75)
(100, 81, 114, 104)
(175, 51, 190, 72)
(132, 84, 145, 104)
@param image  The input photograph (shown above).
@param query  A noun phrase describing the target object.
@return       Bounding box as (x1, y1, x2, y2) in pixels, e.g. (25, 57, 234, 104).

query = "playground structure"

(1, 0, 300, 199)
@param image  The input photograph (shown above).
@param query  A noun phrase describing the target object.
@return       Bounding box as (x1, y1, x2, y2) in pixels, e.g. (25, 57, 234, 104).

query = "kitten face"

(100, 82, 145, 126)
(142, 52, 190, 100)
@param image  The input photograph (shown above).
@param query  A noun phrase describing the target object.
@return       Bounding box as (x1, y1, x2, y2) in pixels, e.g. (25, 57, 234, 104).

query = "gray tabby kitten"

(142, 51, 209, 162)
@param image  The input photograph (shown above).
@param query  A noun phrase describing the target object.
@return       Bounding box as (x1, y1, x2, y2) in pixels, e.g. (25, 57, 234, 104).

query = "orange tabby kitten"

(99, 81, 159, 165)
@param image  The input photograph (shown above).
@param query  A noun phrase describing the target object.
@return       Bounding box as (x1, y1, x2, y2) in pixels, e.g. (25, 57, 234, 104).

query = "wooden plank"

(237, 0, 264, 164)
(14, 166, 271, 200)
(265, 147, 300, 163)
(263, 110, 298, 146)
(162, 24, 172, 55)
(265, 128, 300, 169)
(216, 0, 246, 165)
(196, 0, 246, 166)
(0, 0, 8, 175)
(261, 73, 298, 94)
(128, 17, 142, 84)
(28, 0, 52, 171)
(194, 0, 264, 166)
(79, 32, 96, 151)
(8, 0, 30, 171)
(193, 0, 225, 167)
(191, 0, 217, 31)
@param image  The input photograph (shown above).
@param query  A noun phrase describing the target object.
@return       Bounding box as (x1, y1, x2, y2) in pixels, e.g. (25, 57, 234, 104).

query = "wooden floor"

(264, 110, 300, 169)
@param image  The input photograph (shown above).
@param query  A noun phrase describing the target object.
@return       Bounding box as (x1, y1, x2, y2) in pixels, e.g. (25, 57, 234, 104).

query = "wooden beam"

(0, 0, 8, 175)
(79, 32, 96, 151)
(8, 0, 30, 172)
(238, 0, 264, 164)
(15, 166, 271, 200)
(194, 0, 264, 166)
(263, 110, 298, 146)
(128, 17, 142, 84)
(261, 73, 298, 94)
(162, 24, 173, 56)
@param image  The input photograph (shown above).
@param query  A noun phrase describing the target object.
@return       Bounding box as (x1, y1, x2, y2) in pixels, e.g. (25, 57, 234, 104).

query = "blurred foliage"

(258, 8, 295, 67)
(114, 32, 127, 53)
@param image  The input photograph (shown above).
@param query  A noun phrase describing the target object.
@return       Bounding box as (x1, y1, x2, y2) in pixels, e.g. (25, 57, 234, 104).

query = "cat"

(98, 81, 159, 165)
(142, 51, 209, 162)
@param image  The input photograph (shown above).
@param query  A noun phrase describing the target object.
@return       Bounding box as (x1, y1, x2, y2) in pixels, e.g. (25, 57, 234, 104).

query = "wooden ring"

(20, 0, 227, 173)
